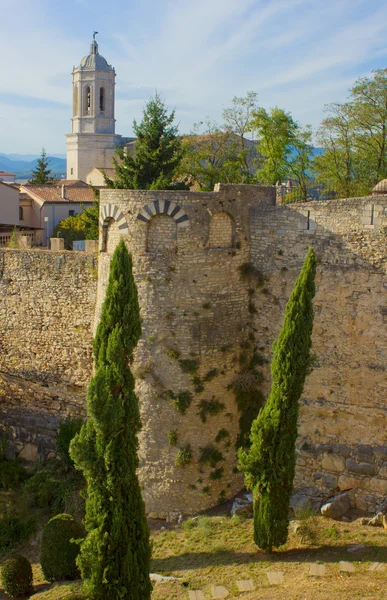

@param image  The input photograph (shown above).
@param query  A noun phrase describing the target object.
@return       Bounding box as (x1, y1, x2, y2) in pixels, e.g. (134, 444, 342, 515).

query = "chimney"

(61, 185, 66, 199)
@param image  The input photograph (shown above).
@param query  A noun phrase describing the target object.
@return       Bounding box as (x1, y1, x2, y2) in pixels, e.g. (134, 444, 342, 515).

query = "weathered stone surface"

(340, 561, 355, 573)
(231, 492, 252, 516)
(266, 572, 284, 585)
(211, 586, 229, 599)
(322, 454, 346, 472)
(321, 492, 350, 519)
(236, 580, 255, 592)
(188, 592, 205, 600)
(18, 442, 37, 462)
(346, 459, 377, 476)
(309, 564, 326, 576)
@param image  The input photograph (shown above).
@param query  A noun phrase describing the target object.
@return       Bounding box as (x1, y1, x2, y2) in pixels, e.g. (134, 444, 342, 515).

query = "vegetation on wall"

(54, 197, 99, 250)
(198, 398, 225, 423)
(238, 247, 316, 552)
(69, 239, 152, 600)
(163, 389, 193, 415)
(175, 445, 192, 467)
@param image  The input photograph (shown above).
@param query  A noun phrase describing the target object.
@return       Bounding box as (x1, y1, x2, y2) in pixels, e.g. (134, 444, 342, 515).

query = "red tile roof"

(22, 181, 96, 204)
(0, 172, 16, 177)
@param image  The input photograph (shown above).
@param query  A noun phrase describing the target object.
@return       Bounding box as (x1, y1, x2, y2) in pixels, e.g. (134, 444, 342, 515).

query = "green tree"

(287, 125, 313, 201)
(252, 107, 298, 185)
(238, 248, 316, 552)
(69, 239, 152, 600)
(29, 148, 55, 184)
(54, 200, 99, 250)
(105, 93, 184, 190)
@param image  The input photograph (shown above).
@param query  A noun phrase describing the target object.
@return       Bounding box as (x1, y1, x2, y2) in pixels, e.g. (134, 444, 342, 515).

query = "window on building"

(100, 87, 105, 112)
(85, 86, 91, 114)
(19, 207, 24, 221)
(69, 210, 75, 217)
(73, 85, 78, 116)
(70, 168, 73, 175)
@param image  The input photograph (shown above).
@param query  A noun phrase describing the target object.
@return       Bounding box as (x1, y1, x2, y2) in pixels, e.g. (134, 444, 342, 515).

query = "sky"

(1, 0, 387, 155)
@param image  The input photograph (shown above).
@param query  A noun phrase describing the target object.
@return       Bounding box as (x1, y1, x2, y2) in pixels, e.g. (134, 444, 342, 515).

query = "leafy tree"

(287, 125, 313, 201)
(314, 69, 387, 196)
(105, 93, 184, 190)
(29, 148, 55, 184)
(238, 248, 316, 552)
(252, 107, 298, 185)
(179, 92, 259, 190)
(69, 239, 152, 600)
(54, 202, 99, 249)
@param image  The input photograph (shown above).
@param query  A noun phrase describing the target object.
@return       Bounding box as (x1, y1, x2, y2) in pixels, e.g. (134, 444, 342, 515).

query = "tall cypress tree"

(238, 247, 316, 552)
(70, 239, 152, 600)
(29, 148, 55, 184)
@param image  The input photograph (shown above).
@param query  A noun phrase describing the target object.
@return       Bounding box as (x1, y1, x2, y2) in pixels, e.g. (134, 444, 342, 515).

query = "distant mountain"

(0, 153, 66, 180)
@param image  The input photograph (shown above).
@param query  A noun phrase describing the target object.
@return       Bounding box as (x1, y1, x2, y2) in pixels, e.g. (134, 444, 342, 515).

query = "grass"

(1, 513, 387, 599)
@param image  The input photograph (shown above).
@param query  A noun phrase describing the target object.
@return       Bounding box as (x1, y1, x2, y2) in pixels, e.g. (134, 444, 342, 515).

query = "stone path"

(211, 585, 229, 598)
(266, 571, 284, 585)
(368, 562, 385, 572)
(188, 591, 205, 600)
(309, 563, 326, 576)
(236, 579, 255, 592)
(339, 561, 355, 573)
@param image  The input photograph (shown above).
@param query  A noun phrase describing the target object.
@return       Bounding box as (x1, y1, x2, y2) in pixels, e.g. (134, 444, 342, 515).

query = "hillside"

(0, 154, 66, 180)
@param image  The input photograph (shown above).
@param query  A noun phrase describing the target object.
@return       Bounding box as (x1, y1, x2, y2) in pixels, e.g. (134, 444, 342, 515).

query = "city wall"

(0, 185, 386, 517)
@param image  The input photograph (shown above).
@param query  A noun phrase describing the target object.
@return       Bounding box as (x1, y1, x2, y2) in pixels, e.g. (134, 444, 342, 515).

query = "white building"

(66, 35, 131, 183)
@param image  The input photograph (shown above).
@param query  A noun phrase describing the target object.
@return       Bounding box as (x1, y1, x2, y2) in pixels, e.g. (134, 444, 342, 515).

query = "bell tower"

(66, 34, 123, 181)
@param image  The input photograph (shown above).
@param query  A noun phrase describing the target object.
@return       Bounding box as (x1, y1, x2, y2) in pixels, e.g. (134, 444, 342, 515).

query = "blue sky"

(1, 0, 387, 154)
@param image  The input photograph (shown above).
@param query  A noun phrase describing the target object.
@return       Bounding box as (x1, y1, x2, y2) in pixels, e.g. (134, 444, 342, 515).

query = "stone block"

(18, 442, 37, 461)
(322, 453, 345, 472)
(266, 572, 284, 585)
(309, 563, 326, 576)
(321, 491, 350, 519)
(369, 478, 387, 494)
(321, 474, 338, 487)
(339, 561, 355, 573)
(369, 562, 385, 572)
(346, 458, 377, 476)
(236, 580, 255, 592)
(211, 585, 229, 598)
(378, 463, 387, 478)
(188, 592, 205, 600)
(85, 240, 99, 253)
(50, 237, 65, 251)
(338, 475, 365, 490)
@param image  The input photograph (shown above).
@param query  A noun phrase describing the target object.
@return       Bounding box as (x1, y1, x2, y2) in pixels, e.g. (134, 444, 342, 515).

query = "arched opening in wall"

(84, 85, 91, 115)
(147, 214, 177, 253)
(101, 217, 121, 253)
(73, 85, 78, 116)
(99, 87, 105, 112)
(208, 211, 234, 248)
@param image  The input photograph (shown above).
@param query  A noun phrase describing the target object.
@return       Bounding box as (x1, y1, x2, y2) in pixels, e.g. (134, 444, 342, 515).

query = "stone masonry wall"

(97, 184, 276, 518)
(0, 249, 97, 460)
(249, 195, 387, 512)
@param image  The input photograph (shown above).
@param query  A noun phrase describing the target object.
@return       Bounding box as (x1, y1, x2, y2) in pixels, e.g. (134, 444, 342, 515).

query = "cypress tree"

(238, 247, 316, 552)
(29, 148, 55, 184)
(70, 239, 152, 600)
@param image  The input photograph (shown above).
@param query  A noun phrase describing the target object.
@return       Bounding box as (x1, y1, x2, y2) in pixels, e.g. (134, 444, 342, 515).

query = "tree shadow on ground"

(151, 544, 387, 572)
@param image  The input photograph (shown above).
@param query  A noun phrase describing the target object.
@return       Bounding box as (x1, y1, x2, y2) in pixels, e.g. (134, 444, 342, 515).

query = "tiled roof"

(22, 182, 95, 204)
(0, 172, 16, 177)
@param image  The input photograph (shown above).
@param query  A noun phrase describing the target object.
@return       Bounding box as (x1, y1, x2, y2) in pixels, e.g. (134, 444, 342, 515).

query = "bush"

(0, 459, 28, 490)
(0, 555, 33, 597)
(56, 416, 84, 467)
(0, 510, 36, 555)
(23, 461, 84, 515)
(40, 514, 84, 581)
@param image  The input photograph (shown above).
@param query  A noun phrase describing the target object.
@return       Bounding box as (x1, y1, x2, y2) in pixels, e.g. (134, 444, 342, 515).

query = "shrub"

(175, 445, 192, 467)
(198, 399, 225, 423)
(23, 461, 84, 515)
(179, 359, 199, 374)
(1, 555, 33, 597)
(167, 429, 178, 446)
(166, 348, 180, 360)
(40, 514, 84, 581)
(215, 429, 230, 443)
(0, 459, 28, 490)
(164, 389, 193, 415)
(56, 415, 84, 467)
(199, 445, 224, 468)
(0, 510, 36, 555)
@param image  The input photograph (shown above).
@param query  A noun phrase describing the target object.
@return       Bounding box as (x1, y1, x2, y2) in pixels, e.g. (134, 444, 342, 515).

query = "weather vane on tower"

(93, 31, 99, 41)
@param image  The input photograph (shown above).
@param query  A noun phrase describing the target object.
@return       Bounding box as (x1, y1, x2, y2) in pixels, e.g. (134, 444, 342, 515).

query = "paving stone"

(266, 571, 284, 585)
(211, 585, 229, 598)
(236, 579, 255, 592)
(188, 591, 205, 600)
(339, 561, 355, 572)
(368, 562, 385, 572)
(309, 563, 326, 576)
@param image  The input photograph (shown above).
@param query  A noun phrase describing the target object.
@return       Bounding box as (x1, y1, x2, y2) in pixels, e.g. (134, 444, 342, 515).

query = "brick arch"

(137, 200, 189, 228)
(100, 203, 129, 234)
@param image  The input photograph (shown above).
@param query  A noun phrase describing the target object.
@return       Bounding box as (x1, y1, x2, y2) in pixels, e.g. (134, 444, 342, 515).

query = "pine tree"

(238, 248, 316, 552)
(29, 148, 55, 184)
(105, 93, 184, 190)
(69, 239, 152, 600)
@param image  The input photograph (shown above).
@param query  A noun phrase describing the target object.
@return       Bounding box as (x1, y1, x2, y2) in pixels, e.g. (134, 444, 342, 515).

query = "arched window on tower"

(99, 87, 105, 112)
(73, 85, 78, 117)
(84, 85, 91, 115)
